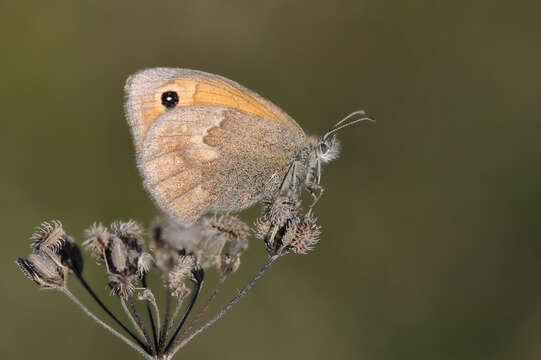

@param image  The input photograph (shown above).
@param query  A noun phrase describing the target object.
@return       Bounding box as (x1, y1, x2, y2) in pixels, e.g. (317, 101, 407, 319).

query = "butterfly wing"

(124, 68, 307, 223)
(139, 106, 305, 223)
(124, 68, 304, 152)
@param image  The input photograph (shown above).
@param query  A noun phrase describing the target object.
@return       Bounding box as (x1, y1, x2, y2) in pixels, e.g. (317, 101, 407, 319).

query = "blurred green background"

(2, 0, 540, 359)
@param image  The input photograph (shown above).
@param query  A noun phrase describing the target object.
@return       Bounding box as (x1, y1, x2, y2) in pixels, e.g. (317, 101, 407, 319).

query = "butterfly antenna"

(323, 110, 375, 141)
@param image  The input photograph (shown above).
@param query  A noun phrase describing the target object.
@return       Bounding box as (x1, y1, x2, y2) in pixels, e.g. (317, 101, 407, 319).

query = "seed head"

(30, 220, 66, 252)
(111, 220, 142, 242)
(254, 216, 272, 241)
(280, 217, 301, 250)
(16, 258, 43, 286)
(138, 288, 157, 305)
(289, 214, 321, 254)
(83, 222, 110, 259)
(108, 274, 134, 298)
(169, 255, 195, 297)
(262, 196, 299, 228)
(137, 252, 153, 277)
(24, 252, 65, 286)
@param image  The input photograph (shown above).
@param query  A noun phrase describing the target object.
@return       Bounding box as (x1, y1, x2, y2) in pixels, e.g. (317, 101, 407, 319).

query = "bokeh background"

(2, 1, 540, 359)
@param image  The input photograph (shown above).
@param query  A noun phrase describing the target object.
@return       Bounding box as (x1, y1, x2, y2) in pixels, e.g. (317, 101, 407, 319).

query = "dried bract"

(108, 236, 128, 273)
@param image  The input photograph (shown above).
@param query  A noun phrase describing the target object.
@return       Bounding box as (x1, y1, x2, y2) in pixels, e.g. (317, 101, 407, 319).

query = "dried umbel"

(16, 195, 325, 359)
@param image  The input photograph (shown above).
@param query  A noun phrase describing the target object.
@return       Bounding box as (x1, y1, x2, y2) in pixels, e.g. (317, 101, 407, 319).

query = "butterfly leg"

(278, 160, 299, 195)
(306, 181, 325, 214)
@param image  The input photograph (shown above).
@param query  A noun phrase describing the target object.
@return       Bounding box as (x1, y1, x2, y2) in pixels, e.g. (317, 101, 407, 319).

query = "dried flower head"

(108, 273, 134, 298)
(254, 216, 272, 241)
(16, 258, 43, 286)
(30, 220, 66, 252)
(83, 222, 110, 259)
(262, 196, 299, 228)
(137, 252, 153, 277)
(26, 252, 65, 286)
(111, 220, 143, 242)
(289, 214, 321, 254)
(280, 217, 301, 250)
(138, 288, 157, 304)
(169, 255, 196, 297)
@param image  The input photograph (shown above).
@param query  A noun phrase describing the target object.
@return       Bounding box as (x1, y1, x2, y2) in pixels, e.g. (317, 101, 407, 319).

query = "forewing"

(124, 68, 304, 154)
(139, 106, 305, 223)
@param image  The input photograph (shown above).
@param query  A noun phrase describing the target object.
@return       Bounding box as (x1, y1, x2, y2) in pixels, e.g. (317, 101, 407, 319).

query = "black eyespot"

(161, 91, 179, 109)
(320, 142, 328, 154)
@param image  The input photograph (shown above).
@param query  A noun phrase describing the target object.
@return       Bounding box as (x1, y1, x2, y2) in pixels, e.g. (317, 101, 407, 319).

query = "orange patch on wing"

(137, 77, 282, 142)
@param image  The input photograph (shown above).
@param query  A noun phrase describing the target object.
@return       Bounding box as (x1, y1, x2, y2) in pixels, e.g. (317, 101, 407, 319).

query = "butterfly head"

(310, 110, 375, 184)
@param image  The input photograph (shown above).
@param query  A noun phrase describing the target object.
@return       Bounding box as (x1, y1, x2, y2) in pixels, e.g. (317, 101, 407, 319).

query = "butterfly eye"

(161, 91, 179, 109)
(320, 142, 328, 154)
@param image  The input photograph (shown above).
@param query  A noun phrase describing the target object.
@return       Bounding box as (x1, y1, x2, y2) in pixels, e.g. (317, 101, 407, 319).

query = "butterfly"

(124, 68, 373, 224)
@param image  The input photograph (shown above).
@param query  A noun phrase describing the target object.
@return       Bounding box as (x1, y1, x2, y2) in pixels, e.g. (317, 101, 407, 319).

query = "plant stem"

(60, 287, 152, 359)
(164, 279, 203, 354)
(158, 286, 172, 352)
(128, 295, 155, 355)
(171, 255, 278, 355)
(178, 275, 226, 341)
(166, 297, 185, 338)
(75, 274, 150, 353)
(142, 275, 159, 352)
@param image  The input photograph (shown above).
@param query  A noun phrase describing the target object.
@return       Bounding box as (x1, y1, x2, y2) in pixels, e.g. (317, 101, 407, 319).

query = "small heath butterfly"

(124, 68, 373, 223)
